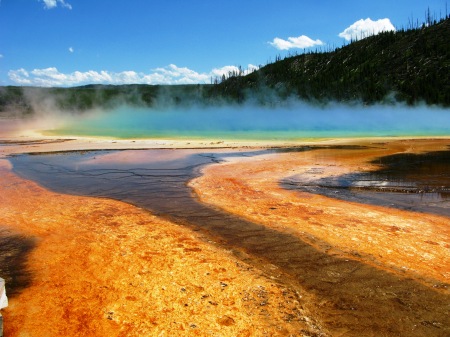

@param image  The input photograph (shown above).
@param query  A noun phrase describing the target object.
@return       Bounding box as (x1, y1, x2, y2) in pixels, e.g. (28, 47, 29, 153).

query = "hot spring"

(44, 103, 450, 140)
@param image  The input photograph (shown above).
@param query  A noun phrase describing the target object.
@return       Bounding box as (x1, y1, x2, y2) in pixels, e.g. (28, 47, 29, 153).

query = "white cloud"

(247, 64, 259, 72)
(41, 0, 72, 10)
(151, 64, 210, 84)
(8, 68, 32, 85)
(7, 64, 260, 87)
(211, 65, 242, 77)
(339, 18, 396, 41)
(269, 35, 324, 50)
(42, 0, 57, 8)
(68, 47, 74, 53)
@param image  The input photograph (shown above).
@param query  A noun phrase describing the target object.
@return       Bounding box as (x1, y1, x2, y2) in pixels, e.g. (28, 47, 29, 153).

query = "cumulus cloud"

(339, 18, 396, 41)
(8, 68, 32, 85)
(7, 64, 260, 87)
(269, 35, 324, 50)
(210, 64, 257, 77)
(41, 0, 72, 10)
(68, 47, 74, 53)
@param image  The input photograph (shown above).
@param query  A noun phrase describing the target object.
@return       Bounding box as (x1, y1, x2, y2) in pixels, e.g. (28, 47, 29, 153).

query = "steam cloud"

(1, 86, 448, 140)
(48, 102, 450, 140)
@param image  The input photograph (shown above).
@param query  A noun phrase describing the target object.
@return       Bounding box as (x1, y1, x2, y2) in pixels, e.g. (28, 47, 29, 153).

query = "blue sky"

(0, 0, 447, 86)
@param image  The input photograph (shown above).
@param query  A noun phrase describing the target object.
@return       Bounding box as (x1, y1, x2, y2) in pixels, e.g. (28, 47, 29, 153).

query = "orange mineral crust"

(190, 140, 450, 286)
(0, 160, 316, 336)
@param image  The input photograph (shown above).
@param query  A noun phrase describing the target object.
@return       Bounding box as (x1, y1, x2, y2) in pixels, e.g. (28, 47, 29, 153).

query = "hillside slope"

(216, 17, 450, 106)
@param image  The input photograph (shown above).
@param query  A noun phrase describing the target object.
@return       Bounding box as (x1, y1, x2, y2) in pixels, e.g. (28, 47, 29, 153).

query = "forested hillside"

(214, 17, 449, 106)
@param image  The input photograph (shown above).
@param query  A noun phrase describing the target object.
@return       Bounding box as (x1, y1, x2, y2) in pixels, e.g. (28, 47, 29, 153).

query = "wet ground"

(0, 228, 35, 296)
(282, 147, 450, 217)
(9, 145, 450, 216)
(7, 145, 450, 336)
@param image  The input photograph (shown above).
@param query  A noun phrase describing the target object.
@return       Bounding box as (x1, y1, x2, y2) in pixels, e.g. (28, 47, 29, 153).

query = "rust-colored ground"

(189, 139, 450, 335)
(0, 138, 449, 336)
(0, 160, 316, 336)
(191, 139, 450, 287)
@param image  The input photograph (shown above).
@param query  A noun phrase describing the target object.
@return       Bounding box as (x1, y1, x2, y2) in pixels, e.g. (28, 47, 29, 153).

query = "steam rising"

(1, 87, 448, 140)
(45, 102, 450, 140)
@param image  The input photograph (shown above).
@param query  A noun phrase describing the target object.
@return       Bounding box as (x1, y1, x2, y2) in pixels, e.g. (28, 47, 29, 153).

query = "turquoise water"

(47, 104, 450, 140)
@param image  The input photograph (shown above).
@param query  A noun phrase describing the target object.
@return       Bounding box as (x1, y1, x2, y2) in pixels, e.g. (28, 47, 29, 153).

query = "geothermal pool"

(45, 104, 450, 139)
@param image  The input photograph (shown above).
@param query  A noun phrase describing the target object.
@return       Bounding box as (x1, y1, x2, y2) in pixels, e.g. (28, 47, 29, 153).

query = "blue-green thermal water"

(46, 104, 450, 140)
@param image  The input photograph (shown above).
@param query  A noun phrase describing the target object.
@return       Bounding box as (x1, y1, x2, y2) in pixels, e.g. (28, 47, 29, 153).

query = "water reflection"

(283, 149, 450, 217)
(370, 150, 450, 199)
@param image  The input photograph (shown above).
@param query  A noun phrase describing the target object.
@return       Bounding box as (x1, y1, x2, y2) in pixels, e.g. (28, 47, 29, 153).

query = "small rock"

(217, 315, 235, 326)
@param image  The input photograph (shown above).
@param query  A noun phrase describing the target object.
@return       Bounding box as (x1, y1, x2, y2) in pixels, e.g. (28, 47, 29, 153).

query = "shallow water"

(10, 146, 450, 216)
(283, 148, 450, 217)
(8, 147, 450, 336)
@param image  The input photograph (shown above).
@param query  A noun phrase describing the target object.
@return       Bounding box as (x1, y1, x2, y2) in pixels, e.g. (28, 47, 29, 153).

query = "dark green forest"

(213, 16, 449, 106)
(0, 16, 449, 116)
